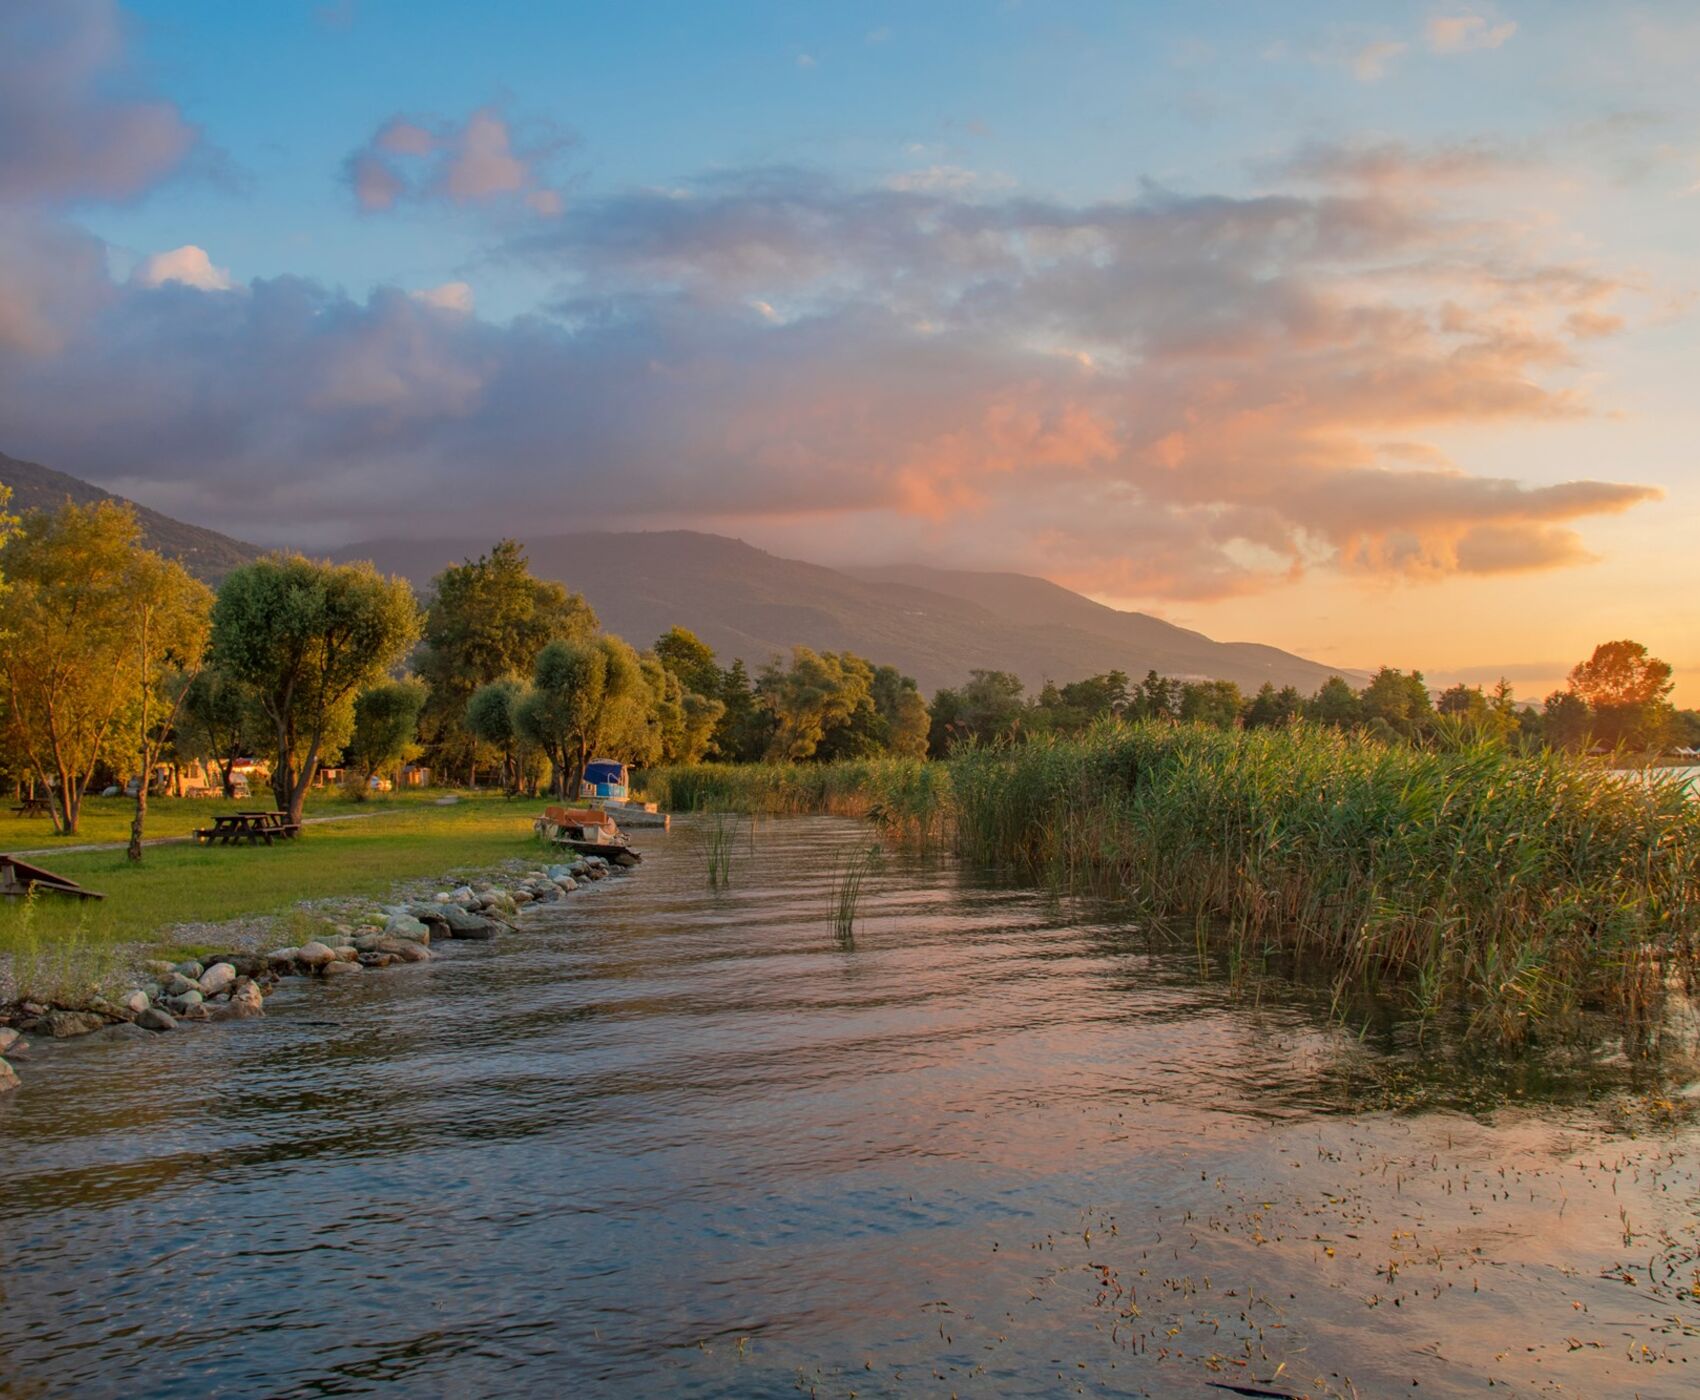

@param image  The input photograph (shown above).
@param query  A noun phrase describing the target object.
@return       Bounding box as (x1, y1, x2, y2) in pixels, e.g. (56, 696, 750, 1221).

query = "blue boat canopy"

(581, 758, 631, 800)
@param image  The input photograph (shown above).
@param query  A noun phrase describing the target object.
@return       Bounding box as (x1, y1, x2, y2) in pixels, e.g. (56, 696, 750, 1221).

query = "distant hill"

(337, 530, 1353, 696)
(0, 450, 260, 582)
(0, 451, 1357, 695)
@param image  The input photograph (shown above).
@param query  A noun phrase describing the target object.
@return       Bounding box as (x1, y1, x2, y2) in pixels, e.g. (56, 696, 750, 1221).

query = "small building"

(580, 759, 630, 801)
(400, 764, 431, 788)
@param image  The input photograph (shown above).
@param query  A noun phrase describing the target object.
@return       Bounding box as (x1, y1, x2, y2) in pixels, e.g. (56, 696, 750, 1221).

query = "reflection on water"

(0, 816, 1695, 1397)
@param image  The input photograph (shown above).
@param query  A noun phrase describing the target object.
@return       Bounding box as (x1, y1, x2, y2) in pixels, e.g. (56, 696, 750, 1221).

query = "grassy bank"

(0, 792, 543, 1002)
(645, 725, 1700, 1047)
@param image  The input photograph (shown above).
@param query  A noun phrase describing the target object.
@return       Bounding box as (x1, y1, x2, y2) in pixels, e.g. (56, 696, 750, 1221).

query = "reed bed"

(950, 722, 1700, 1048)
(641, 759, 950, 848)
(645, 723, 1700, 1047)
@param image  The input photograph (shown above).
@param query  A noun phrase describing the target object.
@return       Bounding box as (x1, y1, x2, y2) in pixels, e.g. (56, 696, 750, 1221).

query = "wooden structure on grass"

(0, 856, 105, 901)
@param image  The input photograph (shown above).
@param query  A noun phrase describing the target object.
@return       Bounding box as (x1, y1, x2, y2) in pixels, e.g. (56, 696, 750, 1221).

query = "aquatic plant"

(831, 843, 880, 943)
(702, 809, 741, 887)
(645, 722, 1700, 1048)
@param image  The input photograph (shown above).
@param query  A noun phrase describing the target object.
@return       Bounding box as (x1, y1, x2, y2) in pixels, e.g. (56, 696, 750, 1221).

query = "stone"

(0, 1059, 17, 1093)
(358, 952, 399, 969)
(429, 905, 496, 939)
(296, 941, 337, 971)
(166, 990, 204, 1012)
(266, 947, 301, 973)
(164, 973, 197, 998)
(215, 982, 265, 1019)
(174, 960, 204, 979)
(322, 960, 363, 977)
(554, 877, 577, 893)
(137, 1008, 178, 1032)
(120, 989, 151, 1016)
(511, 889, 534, 905)
(44, 1010, 107, 1039)
(198, 963, 237, 998)
(332, 945, 359, 962)
(93, 1023, 152, 1043)
(354, 933, 383, 953)
(384, 914, 430, 941)
(433, 793, 459, 805)
(449, 885, 476, 907)
(373, 936, 430, 963)
(0, 1028, 20, 1056)
(143, 960, 175, 978)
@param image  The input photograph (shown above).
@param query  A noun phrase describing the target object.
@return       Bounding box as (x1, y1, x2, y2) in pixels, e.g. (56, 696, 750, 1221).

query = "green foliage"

(466, 678, 526, 790)
(1177, 678, 1243, 729)
(348, 677, 427, 780)
(757, 647, 875, 760)
(415, 540, 597, 778)
(929, 669, 1026, 753)
(514, 634, 647, 796)
(0, 500, 210, 835)
(653, 626, 720, 698)
(176, 667, 266, 797)
(210, 554, 420, 821)
(1567, 639, 1675, 751)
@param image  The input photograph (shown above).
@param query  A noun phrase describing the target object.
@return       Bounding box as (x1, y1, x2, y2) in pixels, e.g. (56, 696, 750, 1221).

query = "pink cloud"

(344, 106, 567, 216)
(0, 0, 198, 205)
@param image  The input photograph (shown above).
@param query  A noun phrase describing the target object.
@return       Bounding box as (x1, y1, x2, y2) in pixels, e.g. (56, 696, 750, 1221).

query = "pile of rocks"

(0, 857, 612, 1095)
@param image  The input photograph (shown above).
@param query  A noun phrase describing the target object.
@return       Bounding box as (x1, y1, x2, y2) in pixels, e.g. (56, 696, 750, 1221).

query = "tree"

(1179, 679, 1243, 729)
(124, 550, 214, 860)
(871, 665, 930, 757)
(348, 678, 427, 787)
(515, 635, 648, 797)
(757, 648, 875, 760)
(653, 626, 720, 698)
(711, 657, 771, 761)
(177, 668, 263, 798)
(1358, 667, 1433, 739)
(1130, 670, 1180, 722)
(1243, 682, 1302, 730)
(1542, 689, 1592, 752)
(1306, 675, 1361, 728)
(210, 555, 421, 825)
(0, 501, 157, 834)
(1566, 640, 1675, 751)
(415, 541, 597, 780)
(466, 679, 525, 792)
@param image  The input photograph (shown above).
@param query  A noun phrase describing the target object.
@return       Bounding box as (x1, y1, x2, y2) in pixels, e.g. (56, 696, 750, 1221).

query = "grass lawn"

(1, 791, 550, 998)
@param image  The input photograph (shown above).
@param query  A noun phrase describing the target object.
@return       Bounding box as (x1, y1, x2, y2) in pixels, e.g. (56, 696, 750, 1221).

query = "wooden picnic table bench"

(194, 811, 301, 846)
(10, 795, 53, 818)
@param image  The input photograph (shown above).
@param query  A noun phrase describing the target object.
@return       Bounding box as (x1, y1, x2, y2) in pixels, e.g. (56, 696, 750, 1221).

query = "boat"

(537, 806, 642, 865)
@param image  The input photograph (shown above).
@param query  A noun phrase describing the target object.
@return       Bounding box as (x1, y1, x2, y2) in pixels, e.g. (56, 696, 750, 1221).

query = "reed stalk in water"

(831, 844, 880, 943)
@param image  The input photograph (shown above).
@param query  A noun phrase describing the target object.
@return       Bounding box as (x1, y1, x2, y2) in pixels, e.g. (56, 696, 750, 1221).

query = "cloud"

(133, 245, 234, 292)
(1350, 39, 1408, 81)
(0, 160, 1655, 593)
(344, 106, 567, 216)
(1269, 138, 1529, 187)
(1427, 14, 1518, 54)
(0, 0, 198, 204)
(409, 281, 474, 313)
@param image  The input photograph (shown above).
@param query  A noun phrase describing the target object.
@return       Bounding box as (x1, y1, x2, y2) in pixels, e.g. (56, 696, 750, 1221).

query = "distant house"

(401, 764, 431, 788)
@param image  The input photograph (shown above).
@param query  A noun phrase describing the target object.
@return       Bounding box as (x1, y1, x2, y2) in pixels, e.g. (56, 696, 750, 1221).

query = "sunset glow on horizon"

(3, 1, 1698, 698)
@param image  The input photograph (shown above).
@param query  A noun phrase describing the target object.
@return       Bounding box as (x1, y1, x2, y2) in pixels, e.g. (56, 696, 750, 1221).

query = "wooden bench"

(10, 795, 52, 818)
(194, 811, 301, 846)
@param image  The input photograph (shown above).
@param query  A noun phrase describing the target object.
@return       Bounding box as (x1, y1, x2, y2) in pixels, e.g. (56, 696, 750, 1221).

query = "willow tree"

(515, 635, 647, 798)
(210, 555, 420, 825)
(125, 551, 214, 860)
(0, 500, 195, 836)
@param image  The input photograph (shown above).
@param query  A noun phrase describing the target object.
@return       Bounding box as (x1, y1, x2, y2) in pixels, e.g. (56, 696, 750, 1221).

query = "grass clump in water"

(830, 844, 880, 944)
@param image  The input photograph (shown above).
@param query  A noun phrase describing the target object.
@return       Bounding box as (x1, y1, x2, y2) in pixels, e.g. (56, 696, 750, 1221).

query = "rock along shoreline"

(0, 856, 620, 1096)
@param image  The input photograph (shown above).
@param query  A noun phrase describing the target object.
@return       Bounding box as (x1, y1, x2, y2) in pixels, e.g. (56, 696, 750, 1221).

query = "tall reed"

(644, 723, 1700, 1047)
(831, 844, 880, 943)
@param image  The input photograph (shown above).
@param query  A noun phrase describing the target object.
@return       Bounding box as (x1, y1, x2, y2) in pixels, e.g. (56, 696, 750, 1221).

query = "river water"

(1, 817, 1696, 1397)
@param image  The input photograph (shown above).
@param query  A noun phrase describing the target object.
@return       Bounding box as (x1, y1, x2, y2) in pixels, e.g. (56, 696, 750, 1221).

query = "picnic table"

(10, 795, 52, 818)
(194, 810, 301, 846)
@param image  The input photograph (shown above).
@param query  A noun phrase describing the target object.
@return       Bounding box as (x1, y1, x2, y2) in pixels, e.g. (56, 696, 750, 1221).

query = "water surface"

(2, 816, 1696, 1397)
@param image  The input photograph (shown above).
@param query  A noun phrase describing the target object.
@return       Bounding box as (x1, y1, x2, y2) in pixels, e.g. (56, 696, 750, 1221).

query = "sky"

(1, 1, 1698, 701)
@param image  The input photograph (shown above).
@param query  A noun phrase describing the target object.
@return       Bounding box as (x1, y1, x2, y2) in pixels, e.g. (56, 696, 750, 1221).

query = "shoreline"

(0, 852, 627, 1096)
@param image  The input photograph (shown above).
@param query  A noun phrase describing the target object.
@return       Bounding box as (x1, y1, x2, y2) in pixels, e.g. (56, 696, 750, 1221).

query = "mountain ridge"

(0, 451, 1358, 696)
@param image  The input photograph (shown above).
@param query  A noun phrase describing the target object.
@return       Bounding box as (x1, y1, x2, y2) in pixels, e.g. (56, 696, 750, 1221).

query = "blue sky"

(4, 1, 1699, 695)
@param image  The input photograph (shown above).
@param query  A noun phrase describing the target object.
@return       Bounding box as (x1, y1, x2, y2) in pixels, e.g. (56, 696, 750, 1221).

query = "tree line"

(0, 488, 1688, 852)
